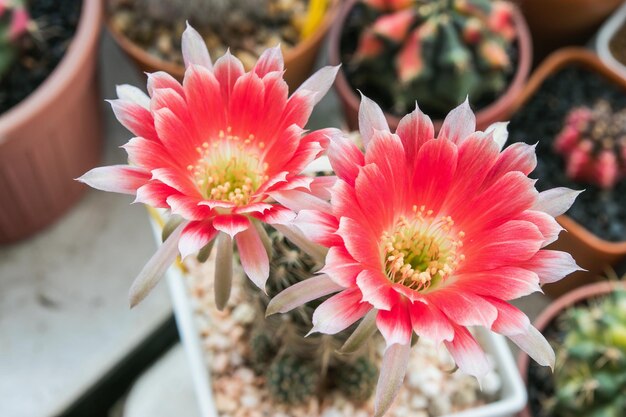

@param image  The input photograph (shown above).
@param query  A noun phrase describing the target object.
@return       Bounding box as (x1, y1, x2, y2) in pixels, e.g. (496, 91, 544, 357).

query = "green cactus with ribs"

(349, 0, 518, 115)
(549, 289, 626, 417)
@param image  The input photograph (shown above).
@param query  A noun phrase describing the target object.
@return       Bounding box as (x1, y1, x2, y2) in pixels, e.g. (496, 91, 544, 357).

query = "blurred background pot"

(106, 0, 339, 90)
(596, 1, 626, 80)
(509, 48, 626, 299)
(519, 0, 623, 63)
(0, 0, 103, 244)
(329, 0, 532, 132)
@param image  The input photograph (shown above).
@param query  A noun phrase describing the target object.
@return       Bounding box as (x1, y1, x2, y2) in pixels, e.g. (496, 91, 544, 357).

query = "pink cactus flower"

(8, 5, 29, 40)
(372, 9, 415, 43)
(354, 29, 385, 60)
(268, 97, 581, 417)
(364, 0, 414, 12)
(79, 24, 339, 308)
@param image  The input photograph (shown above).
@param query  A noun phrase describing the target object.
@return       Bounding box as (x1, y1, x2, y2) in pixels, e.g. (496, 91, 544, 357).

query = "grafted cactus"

(554, 100, 626, 189)
(0, 0, 31, 78)
(549, 289, 626, 417)
(351, 0, 517, 114)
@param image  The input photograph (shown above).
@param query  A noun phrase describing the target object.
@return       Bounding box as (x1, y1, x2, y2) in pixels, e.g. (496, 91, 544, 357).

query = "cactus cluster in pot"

(348, 0, 517, 115)
(0, 0, 32, 78)
(245, 226, 379, 405)
(547, 289, 626, 417)
(554, 100, 626, 190)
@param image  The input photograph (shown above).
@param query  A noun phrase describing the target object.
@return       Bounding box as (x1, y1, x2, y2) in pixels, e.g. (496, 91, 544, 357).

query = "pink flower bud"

(554, 126, 580, 155)
(463, 17, 483, 44)
(354, 30, 384, 60)
(480, 40, 510, 69)
(595, 150, 619, 189)
(372, 9, 415, 42)
(396, 27, 424, 83)
(566, 141, 592, 182)
(488, 2, 516, 42)
(9, 6, 29, 40)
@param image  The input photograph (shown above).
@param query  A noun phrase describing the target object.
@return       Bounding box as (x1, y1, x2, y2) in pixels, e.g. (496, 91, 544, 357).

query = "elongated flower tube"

(78, 24, 339, 309)
(268, 96, 583, 417)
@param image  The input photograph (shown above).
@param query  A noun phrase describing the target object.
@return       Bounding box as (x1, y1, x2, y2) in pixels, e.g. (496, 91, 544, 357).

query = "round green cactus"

(266, 354, 320, 404)
(332, 356, 378, 403)
(550, 290, 626, 417)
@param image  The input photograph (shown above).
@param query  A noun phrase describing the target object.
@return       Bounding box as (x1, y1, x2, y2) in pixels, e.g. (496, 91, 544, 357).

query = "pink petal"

(533, 187, 583, 218)
(338, 216, 380, 269)
(233, 203, 274, 215)
(485, 296, 530, 336)
(153, 108, 198, 166)
(340, 309, 378, 354)
(429, 290, 498, 328)
(373, 343, 411, 417)
(523, 250, 582, 284)
(182, 23, 212, 69)
(328, 131, 365, 185)
(279, 90, 316, 131)
(178, 220, 218, 259)
(270, 189, 332, 213)
(372, 9, 415, 42)
(330, 179, 369, 226)
(147, 71, 184, 98)
(129, 220, 187, 307)
(197, 200, 236, 210)
(135, 181, 179, 208)
(262, 125, 302, 174)
(486, 142, 537, 183)
(462, 220, 543, 271)
(272, 223, 328, 262)
(295, 65, 340, 106)
(356, 269, 398, 311)
(109, 99, 158, 141)
(253, 45, 284, 77)
(294, 209, 340, 247)
(320, 246, 362, 287)
(437, 98, 476, 145)
(151, 87, 191, 127)
(266, 274, 344, 316)
(235, 226, 270, 290)
(256, 72, 289, 140)
(166, 195, 212, 220)
(452, 267, 541, 300)
(517, 209, 563, 246)
(395, 103, 435, 166)
(354, 163, 397, 233)
(377, 301, 413, 346)
(358, 93, 390, 149)
(253, 205, 296, 225)
(212, 214, 250, 238)
(310, 288, 372, 335)
(409, 301, 454, 344)
(444, 325, 491, 377)
(213, 50, 245, 105)
(122, 137, 172, 171)
(279, 141, 324, 177)
(509, 324, 555, 369)
(183, 64, 226, 139)
(365, 131, 407, 208)
(228, 71, 266, 136)
(116, 84, 150, 109)
(151, 167, 200, 198)
(77, 165, 150, 195)
(309, 176, 336, 200)
(485, 121, 509, 150)
(411, 137, 458, 214)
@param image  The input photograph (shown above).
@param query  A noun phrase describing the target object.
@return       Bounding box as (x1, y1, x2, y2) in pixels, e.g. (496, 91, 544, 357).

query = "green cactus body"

(245, 226, 380, 405)
(551, 290, 626, 417)
(352, 0, 516, 115)
(266, 354, 320, 405)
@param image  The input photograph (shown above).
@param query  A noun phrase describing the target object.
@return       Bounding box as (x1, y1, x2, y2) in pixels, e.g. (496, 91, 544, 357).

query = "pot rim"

(509, 47, 626, 253)
(0, 0, 103, 141)
(327, 0, 532, 129)
(596, 1, 626, 79)
(516, 279, 625, 417)
(105, 0, 339, 78)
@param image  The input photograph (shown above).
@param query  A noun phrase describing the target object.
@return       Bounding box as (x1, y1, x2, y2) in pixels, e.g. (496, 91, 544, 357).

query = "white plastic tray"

(596, 1, 626, 78)
(152, 156, 527, 417)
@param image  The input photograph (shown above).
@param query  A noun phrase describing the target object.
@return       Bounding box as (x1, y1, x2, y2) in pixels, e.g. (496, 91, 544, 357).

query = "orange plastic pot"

(509, 48, 626, 298)
(106, 1, 339, 91)
(519, 0, 623, 62)
(0, 0, 103, 244)
(517, 280, 625, 417)
(329, 0, 532, 132)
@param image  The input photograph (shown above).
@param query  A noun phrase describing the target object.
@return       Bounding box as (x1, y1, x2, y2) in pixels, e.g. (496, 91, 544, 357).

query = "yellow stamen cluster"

(187, 126, 268, 205)
(380, 205, 465, 292)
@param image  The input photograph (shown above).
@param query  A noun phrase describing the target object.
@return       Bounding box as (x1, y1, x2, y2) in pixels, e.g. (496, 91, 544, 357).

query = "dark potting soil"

(508, 66, 626, 243)
(339, 3, 519, 120)
(0, 0, 82, 115)
(527, 318, 560, 417)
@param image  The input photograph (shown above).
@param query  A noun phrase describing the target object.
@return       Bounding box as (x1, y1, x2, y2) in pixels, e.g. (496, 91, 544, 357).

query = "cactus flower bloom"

(268, 97, 582, 417)
(79, 24, 339, 308)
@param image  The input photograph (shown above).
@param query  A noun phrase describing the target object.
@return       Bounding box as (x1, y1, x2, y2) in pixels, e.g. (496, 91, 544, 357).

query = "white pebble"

(232, 303, 256, 324)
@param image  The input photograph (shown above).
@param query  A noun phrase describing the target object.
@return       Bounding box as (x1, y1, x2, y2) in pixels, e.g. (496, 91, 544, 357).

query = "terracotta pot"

(509, 48, 626, 299)
(106, 1, 339, 91)
(517, 280, 625, 417)
(328, 0, 532, 132)
(0, 0, 103, 244)
(519, 0, 623, 63)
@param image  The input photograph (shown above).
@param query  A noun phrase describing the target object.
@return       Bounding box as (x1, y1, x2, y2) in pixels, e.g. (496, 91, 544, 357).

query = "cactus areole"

(343, 0, 519, 117)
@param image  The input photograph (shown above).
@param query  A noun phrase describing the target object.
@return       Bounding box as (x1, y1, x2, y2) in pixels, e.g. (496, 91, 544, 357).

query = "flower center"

(188, 127, 268, 205)
(380, 205, 465, 292)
